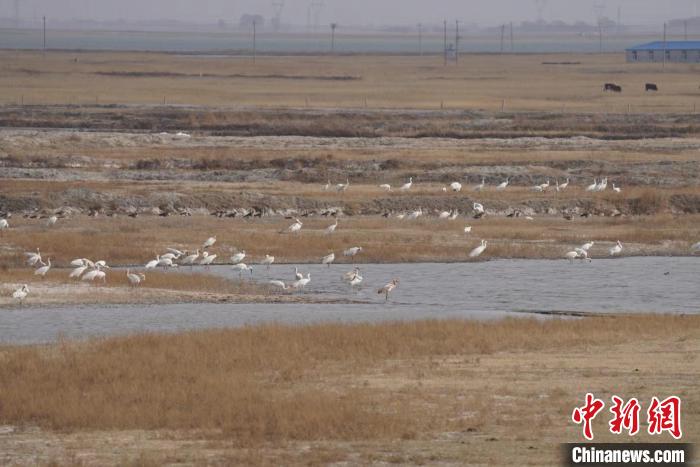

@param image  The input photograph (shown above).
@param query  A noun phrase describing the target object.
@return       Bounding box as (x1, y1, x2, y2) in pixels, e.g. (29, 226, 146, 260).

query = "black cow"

(603, 83, 622, 92)
(645, 83, 659, 92)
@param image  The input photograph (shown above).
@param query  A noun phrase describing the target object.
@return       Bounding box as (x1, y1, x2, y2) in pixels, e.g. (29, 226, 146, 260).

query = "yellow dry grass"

(2, 51, 700, 112)
(0, 315, 697, 465)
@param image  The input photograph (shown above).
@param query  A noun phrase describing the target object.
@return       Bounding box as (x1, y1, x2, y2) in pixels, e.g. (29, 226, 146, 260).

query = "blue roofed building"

(626, 41, 700, 62)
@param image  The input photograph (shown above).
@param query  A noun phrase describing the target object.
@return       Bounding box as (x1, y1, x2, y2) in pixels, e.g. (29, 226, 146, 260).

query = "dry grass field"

(1, 51, 700, 112)
(0, 315, 697, 465)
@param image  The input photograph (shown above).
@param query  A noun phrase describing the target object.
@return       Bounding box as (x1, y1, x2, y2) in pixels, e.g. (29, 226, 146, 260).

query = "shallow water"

(0, 257, 697, 344)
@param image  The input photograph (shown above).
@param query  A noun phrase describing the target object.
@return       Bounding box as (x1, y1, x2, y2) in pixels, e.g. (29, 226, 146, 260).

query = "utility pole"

(500, 24, 505, 53)
(663, 22, 667, 69)
(330, 23, 337, 53)
(598, 22, 603, 53)
(510, 22, 514, 52)
(418, 23, 422, 56)
(252, 19, 257, 63)
(685, 20, 688, 40)
(455, 20, 459, 64)
(443, 19, 447, 66)
(43, 16, 46, 51)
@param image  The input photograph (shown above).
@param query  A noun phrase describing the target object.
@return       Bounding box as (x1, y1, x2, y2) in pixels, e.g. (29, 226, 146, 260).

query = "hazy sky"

(7, 0, 700, 26)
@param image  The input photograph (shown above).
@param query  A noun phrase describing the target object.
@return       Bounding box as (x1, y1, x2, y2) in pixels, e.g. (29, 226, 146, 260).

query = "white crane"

(82, 265, 106, 283)
(539, 179, 550, 191)
(287, 218, 303, 234)
(473, 203, 485, 215)
(586, 179, 598, 192)
(336, 178, 350, 193)
(349, 270, 363, 287)
(438, 210, 451, 219)
(408, 208, 423, 220)
(34, 258, 51, 277)
(321, 252, 335, 267)
(181, 250, 200, 267)
(473, 178, 485, 192)
(203, 237, 217, 249)
(46, 215, 58, 226)
(25, 248, 42, 266)
(294, 266, 304, 280)
(232, 263, 253, 278)
(0, 218, 9, 231)
(612, 183, 621, 193)
(469, 240, 488, 258)
(230, 251, 246, 264)
(464, 225, 472, 234)
(597, 178, 608, 192)
(496, 178, 509, 191)
(325, 219, 338, 235)
(95, 260, 110, 269)
(609, 240, 623, 256)
(69, 263, 89, 279)
(292, 273, 311, 290)
(377, 279, 399, 302)
(691, 241, 700, 253)
(400, 177, 413, 191)
(449, 210, 459, 220)
(12, 284, 29, 307)
(166, 248, 184, 258)
(344, 246, 362, 258)
(261, 254, 275, 269)
(199, 252, 217, 268)
(450, 182, 463, 192)
(558, 178, 570, 190)
(323, 180, 331, 191)
(379, 184, 391, 191)
(343, 267, 361, 281)
(157, 256, 176, 269)
(580, 241, 594, 252)
(145, 256, 160, 269)
(126, 269, 145, 287)
(269, 280, 288, 290)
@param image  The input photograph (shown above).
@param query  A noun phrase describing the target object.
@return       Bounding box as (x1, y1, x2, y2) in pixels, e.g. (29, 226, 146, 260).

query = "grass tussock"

(0, 315, 697, 444)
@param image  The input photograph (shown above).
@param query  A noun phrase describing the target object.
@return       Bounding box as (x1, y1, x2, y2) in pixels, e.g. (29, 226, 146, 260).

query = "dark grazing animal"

(603, 83, 622, 92)
(645, 83, 658, 92)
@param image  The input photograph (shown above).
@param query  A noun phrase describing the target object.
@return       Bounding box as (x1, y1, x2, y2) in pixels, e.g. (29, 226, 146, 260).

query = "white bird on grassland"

(46, 215, 58, 227)
(25, 248, 42, 266)
(95, 260, 110, 269)
(287, 218, 303, 234)
(0, 218, 9, 231)
(408, 208, 423, 220)
(439, 210, 451, 219)
(496, 178, 509, 191)
(473, 178, 485, 192)
(294, 266, 303, 280)
(558, 178, 570, 190)
(325, 219, 338, 235)
(449, 210, 459, 221)
(126, 269, 145, 287)
(469, 240, 488, 258)
(580, 241, 594, 252)
(586, 179, 598, 192)
(12, 284, 29, 307)
(612, 183, 621, 193)
(692, 241, 700, 253)
(323, 180, 331, 191)
(400, 177, 413, 191)
(261, 254, 275, 269)
(473, 203, 485, 214)
(69, 264, 88, 279)
(379, 183, 391, 191)
(202, 236, 216, 249)
(321, 252, 335, 267)
(464, 226, 472, 234)
(609, 240, 623, 256)
(82, 266, 106, 283)
(450, 182, 462, 192)
(344, 246, 362, 258)
(377, 279, 399, 302)
(336, 178, 350, 193)
(145, 256, 159, 269)
(34, 258, 51, 278)
(230, 251, 246, 264)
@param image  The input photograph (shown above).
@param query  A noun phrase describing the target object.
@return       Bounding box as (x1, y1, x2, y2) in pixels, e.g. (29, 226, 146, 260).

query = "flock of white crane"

(6, 175, 700, 308)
